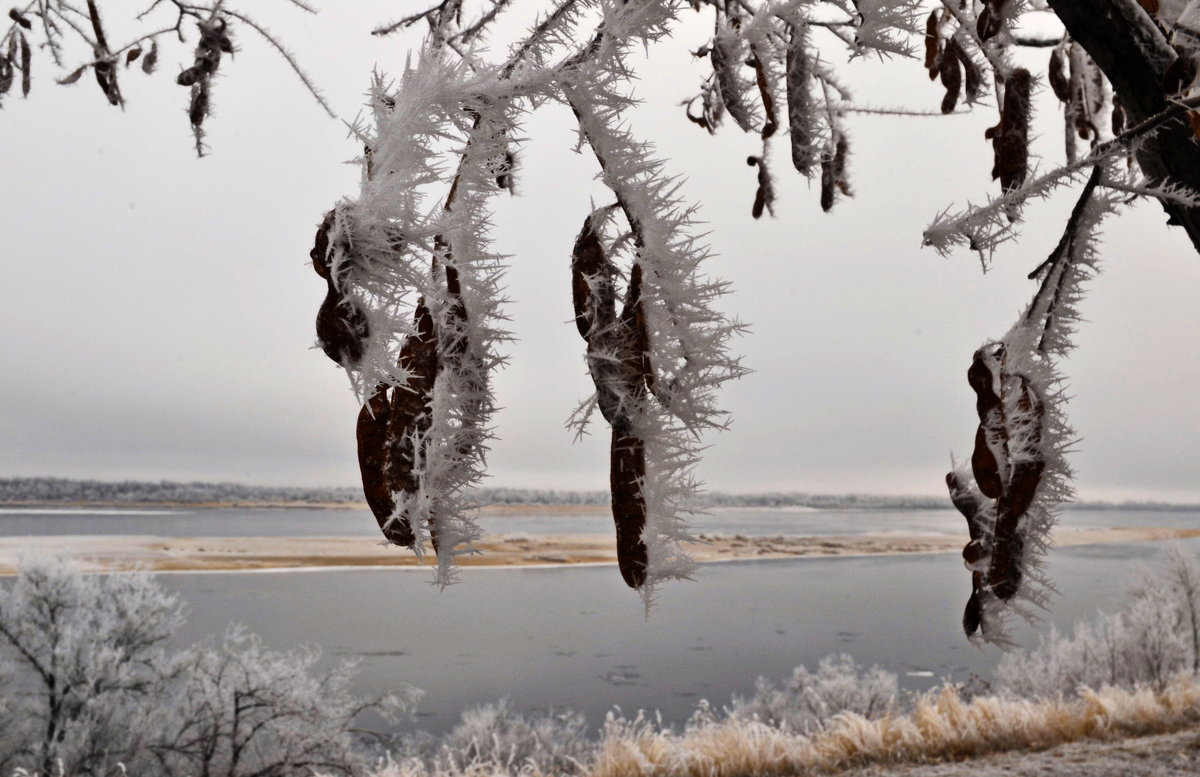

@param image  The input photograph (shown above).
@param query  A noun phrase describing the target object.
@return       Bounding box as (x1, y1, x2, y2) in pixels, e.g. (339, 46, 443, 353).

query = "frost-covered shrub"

(396, 699, 591, 776)
(729, 653, 898, 732)
(998, 547, 1200, 698)
(0, 556, 406, 777)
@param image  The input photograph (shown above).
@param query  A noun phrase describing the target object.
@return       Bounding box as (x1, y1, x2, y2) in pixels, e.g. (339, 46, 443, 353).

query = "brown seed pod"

(939, 36, 962, 114)
(311, 210, 334, 280)
(752, 52, 777, 140)
(819, 151, 835, 212)
(710, 35, 754, 133)
(126, 47, 142, 66)
(747, 155, 773, 219)
(972, 426, 1004, 499)
(947, 471, 990, 637)
(570, 212, 612, 340)
(611, 428, 648, 589)
(990, 68, 1031, 195)
(142, 41, 158, 74)
(57, 67, 86, 86)
(1048, 48, 1070, 103)
(1112, 95, 1126, 135)
(189, 84, 208, 128)
(18, 32, 29, 97)
(833, 136, 851, 196)
(8, 9, 32, 29)
(785, 24, 815, 175)
(0, 57, 11, 97)
(316, 289, 370, 367)
(924, 11, 939, 79)
(959, 43, 985, 104)
(976, 0, 1008, 41)
(358, 383, 413, 545)
(384, 299, 439, 548)
(962, 589, 983, 636)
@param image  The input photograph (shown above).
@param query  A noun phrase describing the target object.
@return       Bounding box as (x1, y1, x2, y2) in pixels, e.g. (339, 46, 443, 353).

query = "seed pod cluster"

(950, 343, 1046, 637)
(924, 13, 984, 114)
(986, 68, 1031, 197)
(570, 210, 653, 589)
(311, 209, 371, 368)
(178, 17, 233, 141)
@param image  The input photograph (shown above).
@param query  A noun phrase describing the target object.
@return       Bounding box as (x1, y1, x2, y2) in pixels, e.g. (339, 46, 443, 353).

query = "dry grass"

(583, 677, 1200, 777)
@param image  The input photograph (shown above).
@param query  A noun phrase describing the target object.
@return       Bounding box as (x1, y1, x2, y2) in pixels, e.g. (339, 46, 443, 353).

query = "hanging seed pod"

(938, 36, 962, 114)
(785, 24, 815, 175)
(924, 11, 940, 80)
(8, 9, 31, 29)
(752, 52, 777, 140)
(57, 67, 86, 85)
(0, 56, 12, 98)
(959, 42, 985, 104)
(989, 68, 1031, 195)
(976, 0, 1008, 41)
(1048, 48, 1070, 103)
(358, 384, 410, 544)
(710, 34, 754, 133)
(310, 210, 334, 280)
(611, 429, 648, 588)
(316, 290, 370, 367)
(18, 32, 29, 97)
(947, 472, 989, 636)
(189, 84, 209, 129)
(833, 135, 851, 197)
(819, 149, 835, 212)
(571, 212, 613, 339)
(747, 155, 773, 219)
(384, 299, 439, 548)
(142, 41, 158, 74)
(126, 47, 142, 66)
(967, 349, 1005, 498)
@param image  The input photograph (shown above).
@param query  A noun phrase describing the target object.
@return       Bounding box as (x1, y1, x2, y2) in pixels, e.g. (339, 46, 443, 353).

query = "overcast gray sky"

(2, 2, 1198, 502)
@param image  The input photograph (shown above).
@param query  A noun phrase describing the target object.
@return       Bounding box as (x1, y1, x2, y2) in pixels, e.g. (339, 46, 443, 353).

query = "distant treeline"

(2, 477, 1198, 511)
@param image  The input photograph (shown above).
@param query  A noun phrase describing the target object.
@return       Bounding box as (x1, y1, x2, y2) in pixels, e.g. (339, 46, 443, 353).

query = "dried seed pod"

(1048, 48, 1070, 103)
(93, 54, 120, 105)
(819, 151, 835, 212)
(924, 11, 939, 79)
(611, 429, 648, 589)
(0, 57, 12, 98)
(976, 0, 1008, 41)
(972, 425, 1004, 498)
(177, 67, 199, 87)
(947, 472, 990, 637)
(959, 44, 985, 104)
(57, 66, 86, 85)
(18, 32, 29, 97)
(752, 52, 776, 140)
(126, 47, 142, 65)
(939, 37, 962, 114)
(310, 210, 334, 280)
(358, 383, 411, 545)
(1111, 94, 1125, 135)
(570, 212, 613, 339)
(384, 300, 439, 547)
(990, 68, 1031, 195)
(710, 34, 754, 133)
(785, 24, 815, 175)
(747, 155, 773, 219)
(189, 84, 209, 128)
(142, 41, 158, 74)
(833, 135, 851, 197)
(8, 9, 31, 29)
(316, 289, 370, 367)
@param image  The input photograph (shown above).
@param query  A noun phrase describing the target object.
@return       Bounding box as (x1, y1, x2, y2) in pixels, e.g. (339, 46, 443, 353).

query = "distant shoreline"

(2, 526, 1198, 576)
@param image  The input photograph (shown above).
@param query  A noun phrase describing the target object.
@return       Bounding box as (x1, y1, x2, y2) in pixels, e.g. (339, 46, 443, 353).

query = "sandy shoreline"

(0, 526, 1196, 575)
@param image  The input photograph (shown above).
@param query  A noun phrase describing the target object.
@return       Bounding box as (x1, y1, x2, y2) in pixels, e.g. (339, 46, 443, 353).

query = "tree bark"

(1049, 0, 1200, 254)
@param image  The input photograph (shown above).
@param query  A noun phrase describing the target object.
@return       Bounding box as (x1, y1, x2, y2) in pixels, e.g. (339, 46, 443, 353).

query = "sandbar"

(0, 526, 1196, 575)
